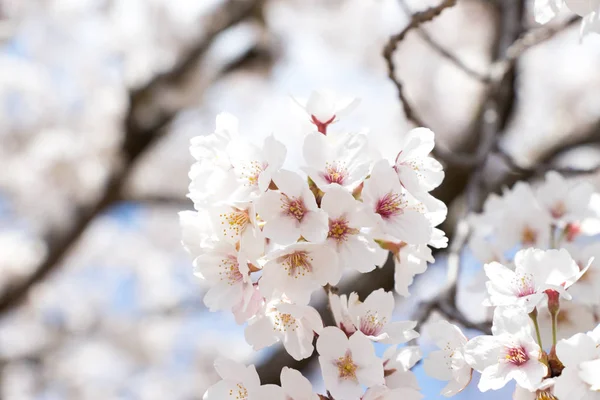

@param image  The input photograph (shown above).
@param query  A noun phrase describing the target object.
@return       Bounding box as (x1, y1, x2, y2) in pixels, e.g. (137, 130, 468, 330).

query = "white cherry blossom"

(484, 248, 584, 313)
(227, 135, 287, 198)
(567, 242, 600, 306)
(244, 299, 323, 361)
(513, 379, 556, 400)
(537, 302, 597, 347)
(320, 185, 387, 273)
(423, 320, 472, 397)
(190, 112, 238, 166)
(347, 289, 418, 344)
(255, 169, 328, 245)
(292, 89, 359, 133)
(203, 358, 261, 400)
(259, 242, 339, 305)
(362, 159, 432, 244)
(362, 385, 423, 400)
(394, 127, 444, 196)
(316, 327, 384, 400)
(329, 292, 358, 336)
(302, 131, 371, 192)
(536, 171, 595, 225)
(465, 308, 547, 392)
(554, 329, 600, 400)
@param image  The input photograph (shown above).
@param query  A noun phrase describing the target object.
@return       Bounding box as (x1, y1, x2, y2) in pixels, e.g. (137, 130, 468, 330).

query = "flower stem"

(528, 308, 543, 349)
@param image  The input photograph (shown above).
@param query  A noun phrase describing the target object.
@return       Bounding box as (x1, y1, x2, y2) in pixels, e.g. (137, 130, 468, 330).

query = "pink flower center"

(375, 192, 405, 219)
(327, 217, 358, 243)
(514, 274, 536, 298)
(281, 195, 306, 221)
(323, 161, 348, 185)
(335, 350, 358, 381)
(278, 251, 313, 278)
(219, 255, 243, 285)
(504, 346, 529, 366)
(359, 309, 386, 336)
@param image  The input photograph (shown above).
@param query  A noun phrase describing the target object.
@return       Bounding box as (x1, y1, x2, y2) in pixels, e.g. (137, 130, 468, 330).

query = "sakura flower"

(203, 358, 260, 400)
(484, 248, 583, 313)
(207, 201, 265, 254)
(320, 186, 387, 273)
(382, 345, 422, 393)
(394, 127, 444, 196)
(329, 292, 358, 336)
(494, 182, 551, 251)
(292, 89, 359, 134)
(347, 289, 418, 344)
(192, 239, 259, 314)
(394, 244, 433, 297)
(554, 329, 600, 399)
(259, 242, 339, 305)
(423, 320, 472, 397)
(227, 135, 287, 197)
(536, 171, 595, 225)
(249, 367, 319, 400)
(465, 308, 547, 392)
(362, 160, 432, 244)
(245, 299, 323, 361)
(317, 327, 384, 400)
(255, 169, 328, 245)
(302, 131, 370, 192)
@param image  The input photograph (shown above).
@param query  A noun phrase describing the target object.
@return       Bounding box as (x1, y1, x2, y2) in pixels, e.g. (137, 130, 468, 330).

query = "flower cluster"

(180, 90, 448, 399)
(535, 0, 600, 37)
(422, 172, 600, 398)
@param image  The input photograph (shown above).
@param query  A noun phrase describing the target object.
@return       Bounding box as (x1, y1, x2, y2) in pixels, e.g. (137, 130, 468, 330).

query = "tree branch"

(383, 0, 458, 127)
(0, 0, 263, 315)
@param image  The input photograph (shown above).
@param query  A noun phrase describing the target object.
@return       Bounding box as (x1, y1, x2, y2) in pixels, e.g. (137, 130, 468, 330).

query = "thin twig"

(383, 0, 458, 127)
(397, 0, 490, 83)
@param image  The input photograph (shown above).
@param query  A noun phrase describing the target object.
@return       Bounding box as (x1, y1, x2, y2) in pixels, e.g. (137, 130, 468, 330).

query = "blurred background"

(1, 0, 600, 399)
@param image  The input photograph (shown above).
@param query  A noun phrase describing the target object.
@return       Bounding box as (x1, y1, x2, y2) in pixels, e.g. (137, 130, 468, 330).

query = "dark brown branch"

(0, 0, 263, 315)
(397, 0, 490, 83)
(383, 0, 458, 127)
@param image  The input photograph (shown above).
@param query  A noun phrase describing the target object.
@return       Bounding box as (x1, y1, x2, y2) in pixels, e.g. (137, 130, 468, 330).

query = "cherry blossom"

(566, 242, 600, 306)
(362, 160, 432, 244)
(203, 358, 261, 400)
(513, 378, 557, 400)
(259, 242, 339, 305)
(302, 131, 371, 192)
(362, 385, 423, 400)
(292, 89, 359, 134)
(423, 320, 472, 397)
(255, 169, 329, 245)
(316, 327, 384, 400)
(465, 308, 547, 392)
(329, 292, 358, 336)
(394, 127, 444, 198)
(320, 185, 387, 273)
(244, 299, 323, 360)
(347, 289, 418, 344)
(536, 171, 596, 226)
(483, 248, 584, 313)
(554, 328, 600, 399)
(189, 112, 238, 166)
